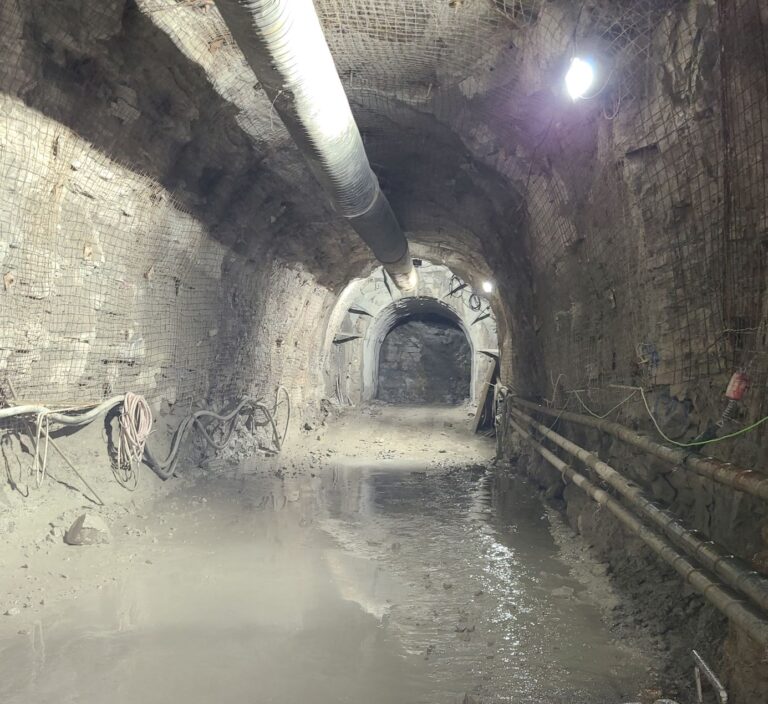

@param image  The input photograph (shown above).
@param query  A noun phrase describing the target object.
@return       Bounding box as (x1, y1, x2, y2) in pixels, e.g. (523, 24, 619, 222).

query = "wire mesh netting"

(0, 93, 227, 406)
(137, 0, 284, 145)
(717, 0, 768, 416)
(0, 0, 342, 416)
(0, 0, 766, 433)
(519, 0, 767, 428)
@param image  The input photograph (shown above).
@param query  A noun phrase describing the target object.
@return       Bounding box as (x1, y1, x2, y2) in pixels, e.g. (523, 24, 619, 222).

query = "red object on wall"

(725, 371, 749, 401)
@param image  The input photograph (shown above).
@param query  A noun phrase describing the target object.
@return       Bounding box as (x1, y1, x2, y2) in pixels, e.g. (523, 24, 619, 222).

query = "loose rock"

(64, 514, 112, 546)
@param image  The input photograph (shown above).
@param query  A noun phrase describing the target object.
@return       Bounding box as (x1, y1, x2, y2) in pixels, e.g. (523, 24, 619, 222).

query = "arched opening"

(377, 311, 471, 405)
(323, 261, 498, 407)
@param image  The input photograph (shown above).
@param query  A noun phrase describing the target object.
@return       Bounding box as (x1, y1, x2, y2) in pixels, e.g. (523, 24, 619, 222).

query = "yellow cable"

(572, 389, 638, 419)
(635, 386, 768, 448)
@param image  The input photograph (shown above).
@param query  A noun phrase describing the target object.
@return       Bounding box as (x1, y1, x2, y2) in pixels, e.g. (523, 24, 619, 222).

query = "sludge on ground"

(0, 405, 664, 704)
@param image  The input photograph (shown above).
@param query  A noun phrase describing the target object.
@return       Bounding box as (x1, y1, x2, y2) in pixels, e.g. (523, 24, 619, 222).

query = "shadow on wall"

(377, 313, 470, 405)
(1, 0, 364, 287)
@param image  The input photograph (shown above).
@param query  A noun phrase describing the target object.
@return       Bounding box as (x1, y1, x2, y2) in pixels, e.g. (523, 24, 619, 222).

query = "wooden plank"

(472, 357, 498, 434)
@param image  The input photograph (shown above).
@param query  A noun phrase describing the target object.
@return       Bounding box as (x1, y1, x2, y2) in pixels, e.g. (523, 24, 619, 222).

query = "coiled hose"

(0, 387, 290, 485)
(113, 392, 153, 490)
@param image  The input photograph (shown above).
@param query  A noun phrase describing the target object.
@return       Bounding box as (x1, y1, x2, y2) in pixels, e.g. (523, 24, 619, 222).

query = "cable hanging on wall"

(0, 385, 291, 496)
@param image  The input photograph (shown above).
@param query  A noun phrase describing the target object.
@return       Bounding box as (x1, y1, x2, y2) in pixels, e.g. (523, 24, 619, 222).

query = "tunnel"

(0, 1, 767, 703)
(377, 309, 471, 405)
(368, 294, 481, 406)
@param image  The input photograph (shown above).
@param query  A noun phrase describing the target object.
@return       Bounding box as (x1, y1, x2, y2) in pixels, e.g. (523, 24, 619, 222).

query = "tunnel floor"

(0, 406, 662, 703)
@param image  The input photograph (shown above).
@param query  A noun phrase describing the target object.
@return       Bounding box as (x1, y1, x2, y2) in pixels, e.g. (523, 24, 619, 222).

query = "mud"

(0, 406, 666, 703)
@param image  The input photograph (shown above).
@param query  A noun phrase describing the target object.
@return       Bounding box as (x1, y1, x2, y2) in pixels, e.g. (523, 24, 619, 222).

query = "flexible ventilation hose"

(215, 0, 416, 290)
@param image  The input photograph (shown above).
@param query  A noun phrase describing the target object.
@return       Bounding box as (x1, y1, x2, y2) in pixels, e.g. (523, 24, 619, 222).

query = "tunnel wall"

(0, 0, 357, 432)
(491, 2, 768, 702)
(0, 95, 213, 406)
(0, 95, 336, 425)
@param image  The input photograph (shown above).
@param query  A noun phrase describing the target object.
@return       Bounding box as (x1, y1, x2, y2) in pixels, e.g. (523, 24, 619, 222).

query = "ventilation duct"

(215, 0, 416, 290)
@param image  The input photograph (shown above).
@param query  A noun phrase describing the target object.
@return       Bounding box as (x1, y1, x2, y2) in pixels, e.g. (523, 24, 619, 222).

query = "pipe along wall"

(506, 398, 768, 652)
(215, 0, 415, 290)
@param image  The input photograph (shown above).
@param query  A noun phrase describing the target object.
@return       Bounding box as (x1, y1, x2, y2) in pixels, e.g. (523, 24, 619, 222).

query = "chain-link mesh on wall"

(0, 0, 227, 407)
(137, 0, 283, 146)
(1, 0, 766, 425)
(0, 0, 346, 413)
(517, 0, 767, 430)
(717, 0, 768, 420)
(318, 0, 677, 104)
(130, 0, 680, 112)
(0, 95, 223, 406)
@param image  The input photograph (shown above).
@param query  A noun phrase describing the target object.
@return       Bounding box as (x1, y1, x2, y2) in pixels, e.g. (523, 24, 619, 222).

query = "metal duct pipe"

(508, 418, 768, 648)
(513, 397, 768, 501)
(215, 0, 416, 290)
(510, 407, 768, 615)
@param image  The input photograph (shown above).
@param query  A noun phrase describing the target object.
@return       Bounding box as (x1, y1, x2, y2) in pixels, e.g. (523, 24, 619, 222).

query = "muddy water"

(0, 461, 654, 704)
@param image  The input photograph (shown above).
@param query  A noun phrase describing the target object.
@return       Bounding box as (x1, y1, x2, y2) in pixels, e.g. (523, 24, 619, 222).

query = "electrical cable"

(540, 376, 767, 448)
(273, 385, 291, 445)
(33, 411, 50, 488)
(571, 388, 638, 419)
(630, 385, 768, 448)
(114, 392, 153, 490)
(0, 396, 127, 424)
(448, 274, 464, 297)
(547, 372, 564, 407)
(2, 398, 129, 488)
(144, 388, 290, 480)
(546, 396, 572, 431)
(1, 386, 291, 489)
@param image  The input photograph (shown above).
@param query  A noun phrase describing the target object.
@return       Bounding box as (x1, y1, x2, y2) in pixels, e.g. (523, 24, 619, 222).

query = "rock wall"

(0, 0, 356, 431)
(490, 2, 768, 702)
(378, 318, 471, 405)
(0, 93, 337, 424)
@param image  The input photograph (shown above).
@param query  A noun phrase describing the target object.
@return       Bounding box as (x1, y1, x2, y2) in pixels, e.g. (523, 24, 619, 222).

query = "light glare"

(482, 280, 493, 294)
(565, 57, 594, 100)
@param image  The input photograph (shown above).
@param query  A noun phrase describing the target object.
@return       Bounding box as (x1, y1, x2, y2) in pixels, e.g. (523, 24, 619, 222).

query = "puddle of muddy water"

(0, 463, 655, 704)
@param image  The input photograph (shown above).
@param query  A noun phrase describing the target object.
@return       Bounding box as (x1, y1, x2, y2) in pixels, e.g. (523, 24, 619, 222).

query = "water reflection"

(1, 463, 652, 704)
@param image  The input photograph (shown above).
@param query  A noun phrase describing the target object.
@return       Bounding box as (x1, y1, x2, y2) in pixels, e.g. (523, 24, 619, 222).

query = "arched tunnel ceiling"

(0, 0, 683, 294)
(122, 0, 679, 287)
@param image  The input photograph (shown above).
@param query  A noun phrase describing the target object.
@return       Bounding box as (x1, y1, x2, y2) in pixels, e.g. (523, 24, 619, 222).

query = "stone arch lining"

(363, 297, 474, 402)
(324, 260, 498, 407)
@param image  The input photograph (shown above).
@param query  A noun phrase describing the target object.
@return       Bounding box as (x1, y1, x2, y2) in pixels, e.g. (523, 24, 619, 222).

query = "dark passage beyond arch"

(376, 312, 471, 405)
